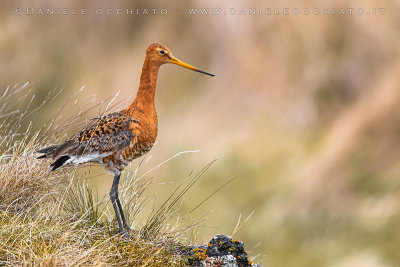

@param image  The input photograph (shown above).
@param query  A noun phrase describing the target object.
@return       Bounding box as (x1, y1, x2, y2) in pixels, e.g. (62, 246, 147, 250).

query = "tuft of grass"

(0, 85, 225, 266)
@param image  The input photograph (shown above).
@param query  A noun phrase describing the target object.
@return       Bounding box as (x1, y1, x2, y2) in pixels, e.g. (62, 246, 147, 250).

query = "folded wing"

(38, 112, 135, 171)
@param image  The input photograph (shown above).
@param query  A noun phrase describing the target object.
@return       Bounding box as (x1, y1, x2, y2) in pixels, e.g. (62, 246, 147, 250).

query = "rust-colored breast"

(101, 108, 158, 173)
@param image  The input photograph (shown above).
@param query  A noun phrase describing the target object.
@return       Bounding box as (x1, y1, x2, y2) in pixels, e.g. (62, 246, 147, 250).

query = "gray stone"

(186, 234, 263, 267)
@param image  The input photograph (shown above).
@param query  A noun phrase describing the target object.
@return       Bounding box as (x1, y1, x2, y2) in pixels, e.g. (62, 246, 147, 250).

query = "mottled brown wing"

(53, 112, 135, 160)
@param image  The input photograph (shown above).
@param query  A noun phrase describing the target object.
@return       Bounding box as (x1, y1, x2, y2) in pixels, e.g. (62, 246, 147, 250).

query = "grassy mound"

(0, 85, 215, 266)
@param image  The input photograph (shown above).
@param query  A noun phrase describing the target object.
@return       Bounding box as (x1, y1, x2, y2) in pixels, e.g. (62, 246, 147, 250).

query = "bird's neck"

(127, 57, 160, 117)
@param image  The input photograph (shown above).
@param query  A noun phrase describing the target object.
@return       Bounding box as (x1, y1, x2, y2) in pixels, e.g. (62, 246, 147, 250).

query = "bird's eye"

(159, 50, 165, 55)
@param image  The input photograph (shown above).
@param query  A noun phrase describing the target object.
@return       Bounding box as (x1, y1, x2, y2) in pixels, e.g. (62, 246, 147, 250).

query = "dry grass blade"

(64, 182, 104, 226)
(141, 160, 216, 239)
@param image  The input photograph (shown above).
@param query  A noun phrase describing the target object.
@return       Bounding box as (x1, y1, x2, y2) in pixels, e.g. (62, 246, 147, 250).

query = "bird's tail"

(36, 141, 74, 171)
(49, 155, 70, 171)
(36, 145, 59, 159)
(37, 145, 71, 171)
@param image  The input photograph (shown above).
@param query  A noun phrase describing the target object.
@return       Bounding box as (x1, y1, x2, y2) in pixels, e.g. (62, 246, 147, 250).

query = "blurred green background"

(2, 0, 400, 266)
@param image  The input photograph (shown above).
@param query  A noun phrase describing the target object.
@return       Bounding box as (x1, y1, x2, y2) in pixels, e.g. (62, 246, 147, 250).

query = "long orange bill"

(171, 57, 215, 76)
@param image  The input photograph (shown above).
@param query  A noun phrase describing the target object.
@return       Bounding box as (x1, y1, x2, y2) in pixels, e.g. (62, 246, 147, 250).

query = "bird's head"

(146, 43, 215, 76)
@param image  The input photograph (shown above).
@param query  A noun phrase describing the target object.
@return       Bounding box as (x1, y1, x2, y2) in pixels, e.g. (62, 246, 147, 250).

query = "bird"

(37, 43, 214, 234)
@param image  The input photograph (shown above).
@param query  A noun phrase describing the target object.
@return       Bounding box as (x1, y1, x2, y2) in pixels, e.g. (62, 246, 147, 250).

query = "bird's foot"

(116, 225, 136, 239)
(116, 228, 132, 239)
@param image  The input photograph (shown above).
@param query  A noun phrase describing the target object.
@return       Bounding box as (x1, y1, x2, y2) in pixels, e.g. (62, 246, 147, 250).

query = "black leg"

(117, 198, 131, 231)
(110, 173, 126, 233)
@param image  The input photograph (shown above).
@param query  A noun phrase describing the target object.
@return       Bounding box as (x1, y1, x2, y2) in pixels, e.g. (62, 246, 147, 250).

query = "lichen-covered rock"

(187, 234, 262, 267)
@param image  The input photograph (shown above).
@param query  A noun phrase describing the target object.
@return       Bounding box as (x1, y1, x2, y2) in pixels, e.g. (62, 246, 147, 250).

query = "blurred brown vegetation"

(1, 0, 400, 266)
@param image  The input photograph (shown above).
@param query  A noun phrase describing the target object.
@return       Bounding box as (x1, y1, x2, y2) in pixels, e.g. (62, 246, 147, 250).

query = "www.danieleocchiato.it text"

(186, 7, 385, 16)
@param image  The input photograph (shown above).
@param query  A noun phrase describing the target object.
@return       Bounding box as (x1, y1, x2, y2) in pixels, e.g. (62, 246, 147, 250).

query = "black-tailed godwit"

(37, 43, 214, 234)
